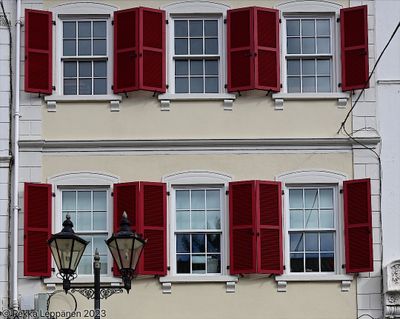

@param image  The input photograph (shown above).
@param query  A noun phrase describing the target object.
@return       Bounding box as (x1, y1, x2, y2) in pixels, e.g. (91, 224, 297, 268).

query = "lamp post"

(48, 212, 146, 319)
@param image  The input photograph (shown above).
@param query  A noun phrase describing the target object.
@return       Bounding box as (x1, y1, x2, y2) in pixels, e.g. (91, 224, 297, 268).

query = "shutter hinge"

(225, 190, 229, 195)
(227, 265, 230, 270)
(112, 20, 114, 25)
(224, 18, 227, 24)
(111, 192, 114, 197)
(338, 83, 342, 88)
(167, 266, 170, 270)
(51, 267, 55, 272)
(224, 84, 227, 89)
(167, 191, 170, 196)
(166, 20, 169, 24)
(52, 192, 55, 197)
(340, 189, 343, 194)
(283, 265, 286, 270)
(337, 17, 340, 23)
(52, 20, 56, 26)
(111, 85, 114, 90)
(52, 86, 56, 91)
(279, 18, 282, 23)
(281, 190, 284, 195)
(166, 84, 169, 89)
(280, 84, 283, 88)
(342, 264, 345, 269)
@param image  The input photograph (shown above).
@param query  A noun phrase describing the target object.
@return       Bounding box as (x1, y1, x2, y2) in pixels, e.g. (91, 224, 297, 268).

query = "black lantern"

(48, 214, 89, 292)
(105, 212, 146, 292)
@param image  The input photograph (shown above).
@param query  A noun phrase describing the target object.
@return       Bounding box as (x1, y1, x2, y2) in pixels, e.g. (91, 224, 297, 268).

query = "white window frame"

(160, 171, 237, 292)
(45, 2, 121, 112)
(44, 172, 121, 285)
(275, 170, 353, 289)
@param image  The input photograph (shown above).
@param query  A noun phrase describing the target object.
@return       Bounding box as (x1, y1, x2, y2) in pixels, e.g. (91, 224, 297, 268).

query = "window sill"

(157, 93, 237, 111)
(271, 92, 349, 110)
(159, 275, 238, 294)
(274, 274, 353, 292)
(43, 276, 122, 286)
(44, 94, 122, 112)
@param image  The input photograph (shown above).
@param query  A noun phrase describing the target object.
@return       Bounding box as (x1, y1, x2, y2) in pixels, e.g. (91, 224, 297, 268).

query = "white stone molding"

(384, 260, 400, 317)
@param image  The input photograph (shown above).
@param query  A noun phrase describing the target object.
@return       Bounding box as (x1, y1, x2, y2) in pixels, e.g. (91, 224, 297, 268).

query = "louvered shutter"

(257, 181, 283, 274)
(113, 8, 139, 93)
(138, 182, 167, 275)
(139, 8, 166, 92)
(340, 5, 369, 91)
(24, 183, 52, 277)
(343, 179, 373, 273)
(229, 181, 257, 274)
(24, 9, 52, 94)
(113, 182, 140, 276)
(254, 8, 280, 92)
(227, 8, 254, 92)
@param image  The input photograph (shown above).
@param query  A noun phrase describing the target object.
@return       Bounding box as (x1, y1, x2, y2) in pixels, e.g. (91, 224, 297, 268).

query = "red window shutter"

(340, 5, 369, 91)
(113, 8, 139, 93)
(112, 182, 140, 276)
(343, 179, 373, 273)
(138, 182, 167, 275)
(227, 8, 254, 92)
(254, 8, 280, 92)
(24, 9, 52, 94)
(138, 8, 166, 93)
(24, 183, 52, 277)
(256, 181, 283, 274)
(229, 181, 257, 274)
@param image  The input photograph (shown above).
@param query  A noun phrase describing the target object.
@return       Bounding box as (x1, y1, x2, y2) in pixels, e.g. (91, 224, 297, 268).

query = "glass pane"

(189, 20, 203, 36)
(289, 189, 303, 208)
(64, 79, 77, 95)
(79, 79, 92, 95)
(78, 255, 92, 274)
(78, 21, 91, 38)
(305, 210, 318, 228)
(175, 77, 188, 93)
(206, 190, 220, 209)
(62, 191, 76, 210)
(287, 38, 300, 54)
(303, 77, 316, 92)
(207, 255, 221, 273)
(77, 191, 91, 210)
(320, 232, 334, 251)
(190, 39, 203, 54)
(305, 189, 318, 209)
(207, 211, 221, 229)
(317, 76, 331, 92)
(93, 39, 107, 55)
(290, 233, 304, 252)
(321, 253, 334, 271)
(94, 236, 107, 255)
(190, 77, 203, 93)
(301, 20, 315, 36)
(287, 60, 300, 75)
(205, 60, 218, 75)
(290, 210, 304, 228)
(305, 253, 319, 272)
(94, 61, 107, 77)
(191, 190, 205, 209)
(176, 211, 190, 230)
(100, 259, 107, 274)
(205, 78, 218, 93)
(78, 39, 91, 55)
(177, 254, 190, 273)
(290, 253, 304, 272)
(63, 40, 76, 56)
(94, 79, 107, 95)
(192, 234, 205, 253)
(192, 255, 206, 274)
(320, 210, 334, 228)
(77, 212, 91, 231)
(207, 234, 220, 253)
(302, 60, 315, 75)
(320, 189, 333, 207)
(305, 232, 318, 251)
(205, 20, 218, 36)
(175, 39, 188, 55)
(175, 20, 188, 37)
(93, 21, 106, 37)
(317, 19, 330, 36)
(63, 22, 76, 38)
(287, 77, 301, 93)
(287, 20, 300, 36)
(317, 60, 330, 75)
(191, 211, 205, 229)
(176, 234, 190, 253)
(176, 190, 190, 209)
(317, 38, 330, 54)
(79, 62, 92, 77)
(93, 212, 106, 230)
(205, 38, 218, 54)
(302, 38, 315, 54)
(190, 60, 203, 75)
(175, 61, 188, 75)
(93, 191, 106, 211)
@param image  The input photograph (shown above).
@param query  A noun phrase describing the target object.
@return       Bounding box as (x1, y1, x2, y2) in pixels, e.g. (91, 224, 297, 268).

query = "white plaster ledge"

(272, 92, 350, 109)
(44, 94, 122, 112)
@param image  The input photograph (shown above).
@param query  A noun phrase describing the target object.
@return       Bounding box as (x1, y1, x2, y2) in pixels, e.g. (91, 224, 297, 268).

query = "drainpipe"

(12, 0, 21, 311)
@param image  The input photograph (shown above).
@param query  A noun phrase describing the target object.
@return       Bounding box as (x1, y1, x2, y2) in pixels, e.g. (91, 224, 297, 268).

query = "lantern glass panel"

(107, 239, 122, 269)
(116, 238, 134, 269)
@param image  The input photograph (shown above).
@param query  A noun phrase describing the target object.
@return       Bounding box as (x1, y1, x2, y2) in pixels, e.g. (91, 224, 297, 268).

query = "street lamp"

(48, 212, 146, 319)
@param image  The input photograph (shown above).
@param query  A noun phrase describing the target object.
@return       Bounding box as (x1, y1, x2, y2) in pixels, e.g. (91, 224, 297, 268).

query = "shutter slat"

(24, 9, 52, 94)
(340, 5, 369, 91)
(343, 178, 373, 273)
(229, 181, 257, 274)
(24, 183, 52, 277)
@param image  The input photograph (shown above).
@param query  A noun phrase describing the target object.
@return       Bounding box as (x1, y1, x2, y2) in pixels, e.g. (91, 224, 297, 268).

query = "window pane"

(317, 20, 330, 36)
(64, 79, 77, 95)
(93, 212, 106, 230)
(192, 255, 206, 274)
(176, 234, 190, 253)
(207, 234, 220, 253)
(93, 39, 107, 55)
(290, 210, 304, 228)
(207, 255, 221, 273)
(320, 210, 334, 228)
(302, 60, 315, 76)
(176, 190, 190, 209)
(94, 61, 107, 77)
(177, 254, 190, 273)
(205, 20, 218, 36)
(78, 191, 91, 210)
(94, 79, 107, 95)
(205, 38, 218, 54)
(205, 78, 218, 93)
(63, 40, 76, 56)
(79, 79, 92, 95)
(287, 60, 300, 75)
(320, 189, 333, 207)
(175, 39, 188, 55)
(77, 212, 91, 231)
(191, 211, 205, 229)
(207, 210, 221, 229)
(78, 21, 91, 37)
(175, 77, 189, 93)
(287, 77, 301, 93)
(317, 76, 331, 92)
(302, 77, 316, 92)
(321, 253, 334, 271)
(78, 255, 92, 274)
(93, 191, 106, 210)
(287, 20, 300, 36)
(175, 61, 188, 75)
(206, 190, 220, 209)
(79, 62, 92, 77)
(189, 20, 203, 37)
(78, 39, 91, 55)
(192, 234, 205, 253)
(317, 38, 330, 54)
(205, 60, 218, 75)
(290, 233, 304, 252)
(287, 38, 300, 54)
(290, 253, 304, 272)
(305, 233, 318, 251)
(320, 232, 334, 251)
(94, 236, 107, 255)
(175, 20, 188, 37)
(176, 211, 190, 230)
(305, 189, 318, 208)
(190, 39, 203, 54)
(190, 78, 204, 93)
(302, 38, 315, 54)
(301, 20, 315, 36)
(289, 189, 303, 208)
(64, 62, 77, 77)
(63, 21, 76, 38)
(191, 190, 205, 209)
(305, 253, 319, 272)
(317, 60, 330, 75)
(190, 60, 203, 75)
(93, 21, 106, 37)
(305, 210, 318, 228)
(62, 191, 76, 210)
